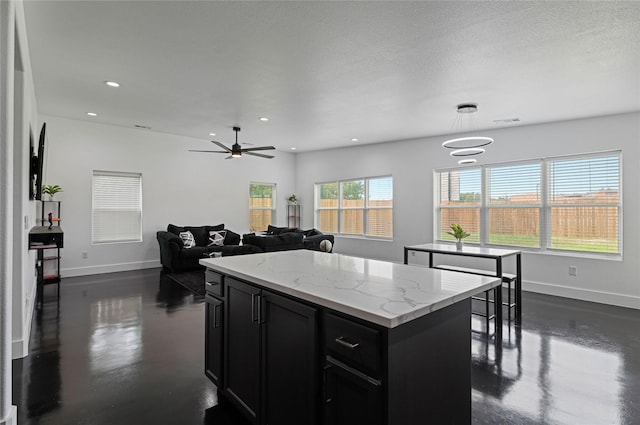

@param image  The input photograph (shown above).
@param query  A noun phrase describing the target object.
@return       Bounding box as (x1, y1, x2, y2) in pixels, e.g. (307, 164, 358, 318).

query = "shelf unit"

(29, 200, 63, 307)
(287, 203, 300, 229)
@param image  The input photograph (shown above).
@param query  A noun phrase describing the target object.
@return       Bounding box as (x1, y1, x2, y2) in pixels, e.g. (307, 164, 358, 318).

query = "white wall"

(41, 115, 296, 277)
(3, 0, 39, 361)
(295, 113, 640, 309)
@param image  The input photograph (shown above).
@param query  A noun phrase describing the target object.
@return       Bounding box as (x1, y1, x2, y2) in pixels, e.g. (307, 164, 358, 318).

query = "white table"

(404, 243, 522, 330)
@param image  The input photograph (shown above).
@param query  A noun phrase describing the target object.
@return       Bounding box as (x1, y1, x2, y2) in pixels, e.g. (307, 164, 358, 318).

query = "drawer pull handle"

(335, 336, 359, 350)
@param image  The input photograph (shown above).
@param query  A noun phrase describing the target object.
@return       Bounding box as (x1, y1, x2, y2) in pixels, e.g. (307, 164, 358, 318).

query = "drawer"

(325, 313, 381, 376)
(205, 270, 224, 297)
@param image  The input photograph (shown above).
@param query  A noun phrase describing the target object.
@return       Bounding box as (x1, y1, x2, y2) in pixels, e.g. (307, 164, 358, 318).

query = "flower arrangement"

(288, 194, 298, 203)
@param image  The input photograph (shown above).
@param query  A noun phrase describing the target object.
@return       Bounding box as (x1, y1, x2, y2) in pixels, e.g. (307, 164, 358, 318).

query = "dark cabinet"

(262, 291, 319, 425)
(205, 294, 223, 388)
(324, 357, 383, 425)
(224, 278, 261, 423)
(224, 277, 319, 425)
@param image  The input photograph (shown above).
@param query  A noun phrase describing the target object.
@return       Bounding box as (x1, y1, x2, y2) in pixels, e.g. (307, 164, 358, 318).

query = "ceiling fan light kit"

(443, 103, 494, 163)
(189, 126, 275, 159)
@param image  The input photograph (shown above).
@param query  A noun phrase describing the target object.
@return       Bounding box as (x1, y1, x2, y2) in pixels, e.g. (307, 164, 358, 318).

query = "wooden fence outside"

(441, 192, 619, 240)
(317, 199, 392, 236)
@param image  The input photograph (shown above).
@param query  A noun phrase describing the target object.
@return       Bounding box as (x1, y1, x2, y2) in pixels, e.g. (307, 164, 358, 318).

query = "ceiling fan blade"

(242, 146, 276, 152)
(225, 155, 234, 160)
(245, 151, 274, 159)
(188, 150, 229, 153)
(212, 141, 232, 152)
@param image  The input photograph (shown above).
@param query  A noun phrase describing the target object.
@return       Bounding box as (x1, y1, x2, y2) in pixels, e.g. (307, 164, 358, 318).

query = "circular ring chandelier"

(450, 147, 485, 157)
(442, 103, 494, 161)
(442, 136, 494, 149)
(458, 158, 477, 165)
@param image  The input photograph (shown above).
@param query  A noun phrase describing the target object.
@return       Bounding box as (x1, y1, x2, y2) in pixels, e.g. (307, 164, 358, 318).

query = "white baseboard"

(524, 279, 640, 310)
(62, 260, 161, 277)
(12, 276, 36, 359)
(0, 406, 17, 425)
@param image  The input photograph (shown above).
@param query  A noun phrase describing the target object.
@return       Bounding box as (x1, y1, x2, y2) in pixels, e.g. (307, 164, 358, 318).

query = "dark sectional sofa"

(157, 224, 335, 273)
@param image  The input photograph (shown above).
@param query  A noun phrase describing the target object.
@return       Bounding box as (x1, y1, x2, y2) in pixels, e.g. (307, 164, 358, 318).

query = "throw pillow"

(208, 230, 227, 247)
(179, 231, 196, 249)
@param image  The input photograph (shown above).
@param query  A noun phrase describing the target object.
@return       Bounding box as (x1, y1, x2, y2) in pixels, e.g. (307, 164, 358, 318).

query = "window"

(315, 176, 393, 238)
(435, 151, 621, 255)
(249, 183, 276, 232)
(92, 171, 142, 244)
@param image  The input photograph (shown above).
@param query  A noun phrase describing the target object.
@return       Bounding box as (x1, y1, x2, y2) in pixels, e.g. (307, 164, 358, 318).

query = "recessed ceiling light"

(351, 138, 359, 142)
(290, 147, 297, 150)
(259, 117, 269, 122)
(493, 118, 520, 123)
(105, 81, 120, 87)
(209, 133, 216, 137)
(87, 112, 97, 117)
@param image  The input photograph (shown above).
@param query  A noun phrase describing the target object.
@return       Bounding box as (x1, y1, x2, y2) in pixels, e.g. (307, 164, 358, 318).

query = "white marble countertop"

(200, 250, 500, 328)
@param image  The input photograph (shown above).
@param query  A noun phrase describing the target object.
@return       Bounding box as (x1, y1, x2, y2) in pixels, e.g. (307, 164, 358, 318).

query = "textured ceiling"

(22, 1, 640, 152)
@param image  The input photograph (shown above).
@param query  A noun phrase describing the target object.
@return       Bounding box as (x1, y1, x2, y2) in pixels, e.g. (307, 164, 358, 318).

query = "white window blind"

(548, 153, 620, 253)
(92, 171, 142, 244)
(367, 176, 393, 238)
(434, 151, 621, 256)
(437, 168, 481, 243)
(249, 183, 276, 232)
(315, 176, 393, 239)
(486, 162, 541, 247)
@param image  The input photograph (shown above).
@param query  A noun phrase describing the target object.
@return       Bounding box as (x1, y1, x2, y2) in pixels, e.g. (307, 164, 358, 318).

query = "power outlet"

(411, 251, 416, 257)
(82, 252, 88, 259)
(569, 266, 577, 276)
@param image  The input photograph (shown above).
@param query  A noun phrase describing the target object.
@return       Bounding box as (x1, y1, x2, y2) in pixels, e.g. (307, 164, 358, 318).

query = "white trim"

(523, 279, 640, 310)
(11, 280, 35, 359)
(0, 406, 17, 425)
(62, 259, 160, 277)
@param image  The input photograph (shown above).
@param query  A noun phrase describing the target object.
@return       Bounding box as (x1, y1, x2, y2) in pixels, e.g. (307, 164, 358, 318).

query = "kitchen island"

(201, 250, 500, 425)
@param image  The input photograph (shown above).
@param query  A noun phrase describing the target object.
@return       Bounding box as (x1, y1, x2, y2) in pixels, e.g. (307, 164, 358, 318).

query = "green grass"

(440, 233, 619, 253)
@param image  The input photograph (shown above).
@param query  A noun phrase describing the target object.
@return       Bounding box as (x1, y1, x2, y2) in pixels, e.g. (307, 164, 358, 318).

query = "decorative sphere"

(319, 239, 333, 253)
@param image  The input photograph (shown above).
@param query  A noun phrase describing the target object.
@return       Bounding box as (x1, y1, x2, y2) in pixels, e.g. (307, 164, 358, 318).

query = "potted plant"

(447, 223, 470, 250)
(288, 194, 298, 204)
(42, 184, 63, 200)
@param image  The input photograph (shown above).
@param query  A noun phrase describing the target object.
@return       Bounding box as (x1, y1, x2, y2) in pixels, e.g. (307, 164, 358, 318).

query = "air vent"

(134, 124, 151, 129)
(493, 118, 521, 124)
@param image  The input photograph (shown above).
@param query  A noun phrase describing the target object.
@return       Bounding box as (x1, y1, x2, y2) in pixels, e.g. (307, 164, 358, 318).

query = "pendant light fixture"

(442, 103, 494, 161)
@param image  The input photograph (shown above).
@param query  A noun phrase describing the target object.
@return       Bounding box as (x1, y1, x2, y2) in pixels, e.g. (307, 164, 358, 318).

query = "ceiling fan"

(189, 126, 275, 159)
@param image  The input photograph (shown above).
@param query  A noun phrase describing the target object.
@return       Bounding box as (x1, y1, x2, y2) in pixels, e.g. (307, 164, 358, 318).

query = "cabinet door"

(205, 295, 223, 388)
(325, 358, 384, 425)
(225, 278, 261, 424)
(262, 291, 318, 425)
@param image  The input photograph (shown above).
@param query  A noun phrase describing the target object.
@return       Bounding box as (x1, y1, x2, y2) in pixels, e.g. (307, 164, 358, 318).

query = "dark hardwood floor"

(12, 268, 640, 424)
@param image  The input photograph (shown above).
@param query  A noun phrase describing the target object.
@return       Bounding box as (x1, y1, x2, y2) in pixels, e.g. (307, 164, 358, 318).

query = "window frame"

(248, 182, 276, 232)
(315, 175, 393, 240)
(91, 170, 143, 245)
(434, 151, 622, 258)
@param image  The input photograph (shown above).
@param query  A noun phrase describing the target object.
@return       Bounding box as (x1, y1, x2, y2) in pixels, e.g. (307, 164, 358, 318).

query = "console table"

(404, 243, 522, 327)
(201, 250, 500, 425)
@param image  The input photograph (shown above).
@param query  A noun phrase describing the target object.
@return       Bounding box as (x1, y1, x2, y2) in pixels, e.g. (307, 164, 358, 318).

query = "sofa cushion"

(224, 229, 241, 246)
(267, 225, 297, 235)
(208, 230, 227, 246)
(167, 224, 225, 246)
(179, 231, 196, 248)
(243, 232, 304, 252)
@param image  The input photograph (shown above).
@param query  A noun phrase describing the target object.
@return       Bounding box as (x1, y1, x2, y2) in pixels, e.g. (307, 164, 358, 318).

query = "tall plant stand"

(28, 200, 64, 308)
(287, 203, 300, 228)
